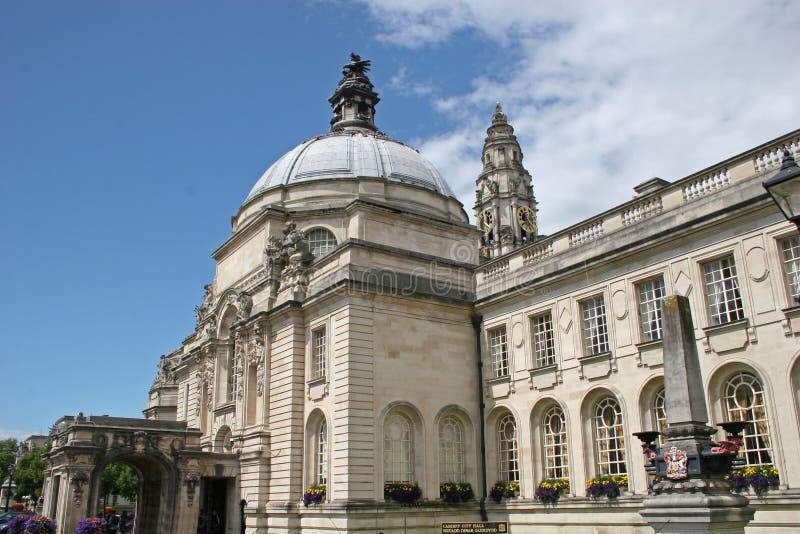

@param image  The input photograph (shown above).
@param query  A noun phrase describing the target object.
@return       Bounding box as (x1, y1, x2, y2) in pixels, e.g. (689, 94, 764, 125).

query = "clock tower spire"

(475, 103, 538, 259)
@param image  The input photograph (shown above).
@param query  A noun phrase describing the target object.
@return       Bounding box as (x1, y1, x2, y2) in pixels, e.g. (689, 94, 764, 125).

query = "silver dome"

(244, 130, 455, 203)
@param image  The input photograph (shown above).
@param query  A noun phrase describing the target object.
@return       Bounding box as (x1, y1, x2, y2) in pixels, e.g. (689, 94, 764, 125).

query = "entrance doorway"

(197, 478, 231, 534)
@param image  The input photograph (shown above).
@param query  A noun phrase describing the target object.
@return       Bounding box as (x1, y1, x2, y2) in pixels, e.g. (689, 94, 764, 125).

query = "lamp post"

(763, 147, 800, 230)
(4, 462, 15, 512)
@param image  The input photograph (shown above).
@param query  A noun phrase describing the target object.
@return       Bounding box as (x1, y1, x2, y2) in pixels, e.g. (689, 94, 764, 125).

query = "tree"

(0, 439, 18, 484)
(13, 444, 48, 500)
(100, 462, 138, 506)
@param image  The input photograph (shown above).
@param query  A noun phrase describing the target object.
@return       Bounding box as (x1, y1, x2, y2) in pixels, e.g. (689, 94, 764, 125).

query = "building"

(40, 55, 800, 533)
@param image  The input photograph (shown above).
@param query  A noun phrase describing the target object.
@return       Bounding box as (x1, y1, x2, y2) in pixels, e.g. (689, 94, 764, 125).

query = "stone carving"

(71, 470, 89, 505)
(153, 355, 176, 388)
(248, 325, 265, 366)
(343, 52, 371, 77)
(264, 235, 285, 278)
(204, 352, 215, 411)
(92, 432, 108, 449)
(184, 471, 200, 505)
(233, 331, 244, 401)
(262, 221, 315, 300)
(195, 284, 215, 325)
(664, 446, 688, 480)
(236, 292, 253, 322)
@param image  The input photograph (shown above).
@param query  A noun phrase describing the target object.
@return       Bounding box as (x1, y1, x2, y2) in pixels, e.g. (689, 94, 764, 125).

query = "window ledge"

(701, 318, 749, 335)
(486, 374, 511, 384)
(577, 351, 615, 380)
(214, 401, 235, 414)
(307, 376, 328, 401)
(781, 305, 800, 317)
(529, 364, 558, 391)
(306, 375, 327, 387)
(529, 363, 557, 376)
(578, 350, 612, 362)
(634, 339, 662, 350)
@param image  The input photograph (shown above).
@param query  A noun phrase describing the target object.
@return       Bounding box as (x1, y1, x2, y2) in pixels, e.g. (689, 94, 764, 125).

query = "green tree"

(0, 439, 18, 485)
(100, 462, 139, 505)
(13, 444, 48, 500)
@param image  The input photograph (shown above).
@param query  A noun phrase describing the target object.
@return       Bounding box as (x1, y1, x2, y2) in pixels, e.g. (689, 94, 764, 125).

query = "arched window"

(384, 413, 413, 483)
(593, 396, 626, 475)
(497, 413, 519, 482)
(652, 387, 667, 446)
(542, 405, 569, 479)
(307, 228, 337, 258)
(316, 420, 328, 485)
(724, 372, 773, 466)
(439, 416, 465, 483)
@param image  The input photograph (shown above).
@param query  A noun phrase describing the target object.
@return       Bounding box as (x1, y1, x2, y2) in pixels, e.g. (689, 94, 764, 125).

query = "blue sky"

(1, 1, 798, 439)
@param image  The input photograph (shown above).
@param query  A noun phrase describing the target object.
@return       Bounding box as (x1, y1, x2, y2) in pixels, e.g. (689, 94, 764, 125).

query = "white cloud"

(358, 0, 800, 231)
(0, 427, 37, 442)
(388, 66, 436, 96)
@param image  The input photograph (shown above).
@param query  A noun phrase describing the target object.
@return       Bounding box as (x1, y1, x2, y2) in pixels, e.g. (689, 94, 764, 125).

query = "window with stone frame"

(702, 255, 744, 325)
(497, 413, 520, 482)
(593, 396, 627, 475)
(531, 311, 556, 368)
(384, 413, 414, 483)
(542, 405, 569, 479)
(307, 228, 338, 258)
(311, 326, 327, 380)
(439, 416, 466, 483)
(489, 326, 509, 377)
(780, 236, 800, 306)
(316, 419, 328, 486)
(636, 276, 666, 342)
(581, 296, 609, 356)
(723, 372, 773, 466)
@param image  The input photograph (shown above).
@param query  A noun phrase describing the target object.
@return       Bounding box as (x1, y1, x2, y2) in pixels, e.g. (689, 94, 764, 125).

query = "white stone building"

(41, 56, 800, 533)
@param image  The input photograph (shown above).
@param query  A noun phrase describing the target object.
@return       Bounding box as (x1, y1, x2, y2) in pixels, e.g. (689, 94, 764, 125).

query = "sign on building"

(442, 522, 508, 533)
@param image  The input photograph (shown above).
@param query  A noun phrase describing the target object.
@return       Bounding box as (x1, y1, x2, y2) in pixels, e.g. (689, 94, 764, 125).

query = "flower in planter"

(535, 478, 570, 504)
(20, 515, 56, 534)
(489, 481, 520, 503)
(586, 474, 627, 499)
(6, 515, 33, 534)
(76, 517, 109, 534)
(439, 482, 474, 503)
(384, 482, 422, 505)
(303, 484, 326, 507)
(726, 466, 779, 496)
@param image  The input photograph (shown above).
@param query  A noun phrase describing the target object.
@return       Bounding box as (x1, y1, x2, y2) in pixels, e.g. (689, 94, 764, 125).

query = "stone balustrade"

(476, 128, 800, 289)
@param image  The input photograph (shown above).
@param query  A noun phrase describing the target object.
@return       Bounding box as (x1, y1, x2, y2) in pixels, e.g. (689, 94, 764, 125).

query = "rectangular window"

(781, 236, 800, 306)
(311, 327, 327, 380)
(581, 296, 609, 355)
(489, 326, 509, 377)
(637, 276, 665, 342)
(702, 256, 744, 325)
(531, 312, 556, 367)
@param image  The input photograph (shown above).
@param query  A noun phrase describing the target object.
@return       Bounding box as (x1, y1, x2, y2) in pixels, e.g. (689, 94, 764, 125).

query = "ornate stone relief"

(71, 471, 89, 506)
(236, 292, 253, 322)
(152, 354, 177, 388)
(233, 331, 244, 401)
(184, 472, 200, 505)
(249, 325, 266, 398)
(262, 221, 315, 300)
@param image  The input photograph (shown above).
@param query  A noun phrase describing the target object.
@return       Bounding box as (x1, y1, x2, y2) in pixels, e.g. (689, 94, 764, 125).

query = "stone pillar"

(639, 296, 754, 533)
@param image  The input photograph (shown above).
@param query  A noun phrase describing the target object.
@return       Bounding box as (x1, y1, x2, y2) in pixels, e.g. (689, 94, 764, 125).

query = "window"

(637, 277, 665, 342)
(581, 296, 609, 355)
(316, 420, 328, 485)
(724, 372, 773, 466)
(307, 228, 337, 258)
(542, 405, 569, 479)
(652, 387, 667, 447)
(489, 326, 509, 377)
(497, 413, 519, 482)
(311, 327, 326, 380)
(780, 236, 800, 306)
(439, 416, 465, 483)
(702, 256, 744, 325)
(593, 396, 626, 475)
(384, 413, 414, 483)
(531, 312, 556, 367)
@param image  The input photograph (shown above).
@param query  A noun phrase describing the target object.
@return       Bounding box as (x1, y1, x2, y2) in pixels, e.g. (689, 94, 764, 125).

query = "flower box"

(302, 484, 326, 507)
(489, 480, 519, 503)
(384, 482, 422, 505)
(535, 478, 569, 504)
(439, 482, 474, 503)
(586, 474, 627, 499)
(726, 466, 779, 496)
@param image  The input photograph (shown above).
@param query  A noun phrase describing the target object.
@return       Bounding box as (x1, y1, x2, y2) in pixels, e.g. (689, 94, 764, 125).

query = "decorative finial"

(496, 102, 503, 113)
(342, 53, 371, 77)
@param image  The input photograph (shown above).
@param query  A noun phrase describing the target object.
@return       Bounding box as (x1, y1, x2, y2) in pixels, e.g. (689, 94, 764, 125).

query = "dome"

(243, 130, 455, 204)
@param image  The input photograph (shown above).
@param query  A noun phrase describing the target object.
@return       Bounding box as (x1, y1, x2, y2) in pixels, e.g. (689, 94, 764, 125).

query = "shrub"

(586, 474, 627, 499)
(384, 482, 422, 505)
(726, 466, 779, 496)
(534, 478, 569, 503)
(489, 480, 519, 503)
(76, 517, 108, 534)
(439, 482, 474, 503)
(302, 484, 326, 507)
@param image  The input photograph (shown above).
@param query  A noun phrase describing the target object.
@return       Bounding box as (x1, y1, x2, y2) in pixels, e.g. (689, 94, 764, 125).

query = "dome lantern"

(328, 53, 380, 132)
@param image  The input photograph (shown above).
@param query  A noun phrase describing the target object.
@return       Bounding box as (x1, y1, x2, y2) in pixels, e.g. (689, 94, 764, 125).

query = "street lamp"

(763, 147, 800, 230)
(4, 462, 15, 512)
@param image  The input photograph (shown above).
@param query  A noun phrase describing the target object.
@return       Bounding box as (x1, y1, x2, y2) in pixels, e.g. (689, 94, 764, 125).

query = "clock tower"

(475, 104, 538, 259)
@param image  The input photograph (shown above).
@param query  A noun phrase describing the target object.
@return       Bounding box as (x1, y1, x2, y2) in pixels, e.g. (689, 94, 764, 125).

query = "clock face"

(517, 206, 537, 233)
(478, 209, 494, 234)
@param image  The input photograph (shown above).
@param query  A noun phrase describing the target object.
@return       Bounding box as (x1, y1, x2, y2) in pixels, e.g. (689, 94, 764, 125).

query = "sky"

(1, 0, 798, 440)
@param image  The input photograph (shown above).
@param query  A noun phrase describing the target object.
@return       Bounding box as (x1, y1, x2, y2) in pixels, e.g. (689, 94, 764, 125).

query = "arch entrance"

(41, 415, 206, 534)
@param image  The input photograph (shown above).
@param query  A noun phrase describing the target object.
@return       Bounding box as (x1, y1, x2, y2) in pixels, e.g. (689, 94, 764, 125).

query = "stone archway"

(41, 415, 204, 534)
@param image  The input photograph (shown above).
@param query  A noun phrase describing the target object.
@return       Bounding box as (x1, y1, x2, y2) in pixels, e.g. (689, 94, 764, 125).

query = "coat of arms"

(664, 446, 688, 479)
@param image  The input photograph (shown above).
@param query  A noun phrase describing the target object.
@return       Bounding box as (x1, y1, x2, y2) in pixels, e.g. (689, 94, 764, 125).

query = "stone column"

(639, 296, 754, 533)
